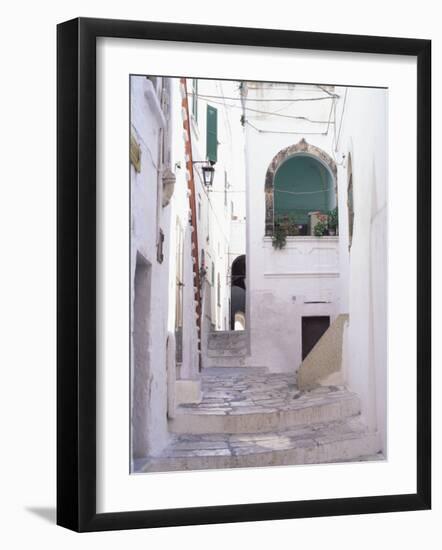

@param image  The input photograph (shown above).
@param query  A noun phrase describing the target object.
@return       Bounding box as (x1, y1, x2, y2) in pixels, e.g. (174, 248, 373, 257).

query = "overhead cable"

(193, 93, 337, 103)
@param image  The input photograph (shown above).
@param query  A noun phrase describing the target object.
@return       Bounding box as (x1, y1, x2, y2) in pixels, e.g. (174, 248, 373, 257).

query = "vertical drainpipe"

(180, 78, 202, 370)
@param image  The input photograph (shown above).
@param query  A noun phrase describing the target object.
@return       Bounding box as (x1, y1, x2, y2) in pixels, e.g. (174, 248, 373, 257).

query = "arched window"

(265, 139, 337, 237)
(274, 155, 335, 235)
(347, 153, 354, 249)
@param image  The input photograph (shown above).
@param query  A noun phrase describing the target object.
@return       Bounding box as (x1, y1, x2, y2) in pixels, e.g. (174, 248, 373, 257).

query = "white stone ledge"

(263, 271, 340, 279)
(263, 236, 339, 243)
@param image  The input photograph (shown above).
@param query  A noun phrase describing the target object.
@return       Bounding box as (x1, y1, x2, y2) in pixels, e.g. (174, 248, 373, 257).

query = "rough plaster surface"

(175, 380, 202, 406)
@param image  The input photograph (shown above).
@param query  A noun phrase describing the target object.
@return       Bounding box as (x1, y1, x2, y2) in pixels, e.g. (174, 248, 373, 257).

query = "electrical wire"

(245, 120, 328, 136)
(208, 189, 246, 193)
(193, 93, 337, 103)
(325, 97, 335, 135)
(193, 166, 231, 245)
(335, 88, 348, 151)
(216, 81, 233, 143)
(330, 88, 348, 166)
(317, 85, 340, 98)
(242, 84, 338, 92)
(191, 95, 333, 124)
(274, 187, 332, 196)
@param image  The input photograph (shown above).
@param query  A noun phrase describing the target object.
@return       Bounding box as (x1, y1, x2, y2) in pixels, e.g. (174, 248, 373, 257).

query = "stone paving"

(137, 417, 383, 472)
(176, 367, 356, 417)
(134, 367, 383, 473)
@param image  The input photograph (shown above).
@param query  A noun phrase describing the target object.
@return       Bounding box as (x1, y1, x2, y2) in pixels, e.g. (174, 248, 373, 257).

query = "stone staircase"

(136, 367, 382, 473)
(204, 330, 248, 368)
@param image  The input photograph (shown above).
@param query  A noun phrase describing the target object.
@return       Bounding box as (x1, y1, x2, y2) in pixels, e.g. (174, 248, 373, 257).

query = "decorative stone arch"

(264, 138, 338, 235)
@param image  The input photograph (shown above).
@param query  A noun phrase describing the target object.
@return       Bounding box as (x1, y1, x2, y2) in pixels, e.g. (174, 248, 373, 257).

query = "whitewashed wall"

(335, 86, 388, 451)
(167, 78, 200, 382)
(167, 77, 246, 375)
(186, 78, 246, 332)
(130, 76, 171, 459)
(243, 83, 342, 373)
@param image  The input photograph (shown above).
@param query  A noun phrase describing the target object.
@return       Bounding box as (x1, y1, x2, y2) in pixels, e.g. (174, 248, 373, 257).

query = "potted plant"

(328, 207, 339, 236)
(314, 218, 328, 237)
(272, 223, 287, 249)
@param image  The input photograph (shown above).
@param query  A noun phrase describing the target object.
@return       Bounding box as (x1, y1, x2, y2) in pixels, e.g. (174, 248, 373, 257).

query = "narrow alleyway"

(135, 362, 382, 473)
(130, 77, 387, 473)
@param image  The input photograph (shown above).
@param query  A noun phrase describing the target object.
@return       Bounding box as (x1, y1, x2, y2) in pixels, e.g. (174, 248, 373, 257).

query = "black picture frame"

(57, 17, 431, 532)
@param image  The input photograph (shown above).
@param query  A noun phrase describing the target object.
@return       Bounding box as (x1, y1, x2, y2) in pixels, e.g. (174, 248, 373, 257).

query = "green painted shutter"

(206, 105, 218, 163)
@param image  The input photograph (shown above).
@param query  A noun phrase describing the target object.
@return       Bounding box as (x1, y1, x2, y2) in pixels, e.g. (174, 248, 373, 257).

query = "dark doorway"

(302, 316, 330, 360)
(230, 255, 246, 330)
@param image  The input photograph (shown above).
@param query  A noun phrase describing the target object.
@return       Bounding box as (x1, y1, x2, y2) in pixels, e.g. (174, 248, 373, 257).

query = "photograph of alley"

(130, 76, 387, 473)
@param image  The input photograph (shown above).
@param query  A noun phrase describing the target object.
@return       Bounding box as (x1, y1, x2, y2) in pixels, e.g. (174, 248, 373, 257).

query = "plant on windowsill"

(314, 219, 328, 237)
(272, 224, 287, 249)
(327, 207, 339, 236)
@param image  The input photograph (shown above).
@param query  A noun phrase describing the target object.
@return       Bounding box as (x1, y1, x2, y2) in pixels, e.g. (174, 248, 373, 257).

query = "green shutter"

(206, 105, 218, 163)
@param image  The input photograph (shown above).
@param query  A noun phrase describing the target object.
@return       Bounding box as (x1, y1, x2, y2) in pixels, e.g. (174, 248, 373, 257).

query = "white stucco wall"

(184, 78, 246, 332)
(130, 76, 172, 459)
(242, 82, 387, 453)
(243, 83, 342, 373)
(335, 86, 388, 451)
(167, 77, 246, 372)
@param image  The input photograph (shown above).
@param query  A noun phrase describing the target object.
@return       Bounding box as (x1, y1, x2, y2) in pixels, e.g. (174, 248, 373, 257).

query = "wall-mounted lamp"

(192, 160, 215, 188)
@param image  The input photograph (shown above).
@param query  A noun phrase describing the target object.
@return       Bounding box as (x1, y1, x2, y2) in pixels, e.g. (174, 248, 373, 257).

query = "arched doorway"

(230, 254, 246, 330)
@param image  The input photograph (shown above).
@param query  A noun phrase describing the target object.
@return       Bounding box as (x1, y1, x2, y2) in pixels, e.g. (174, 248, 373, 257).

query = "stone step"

(207, 331, 247, 348)
(207, 348, 247, 358)
(209, 330, 247, 337)
(208, 332, 246, 340)
(170, 386, 361, 434)
(202, 367, 269, 376)
(208, 342, 247, 351)
(137, 417, 382, 472)
(208, 341, 247, 349)
(203, 354, 251, 368)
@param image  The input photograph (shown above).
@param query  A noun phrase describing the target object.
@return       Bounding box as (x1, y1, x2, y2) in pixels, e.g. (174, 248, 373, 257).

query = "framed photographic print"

(57, 17, 431, 532)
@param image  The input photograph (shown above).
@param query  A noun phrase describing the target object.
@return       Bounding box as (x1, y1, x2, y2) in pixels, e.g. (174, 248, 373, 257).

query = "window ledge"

(263, 236, 339, 242)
